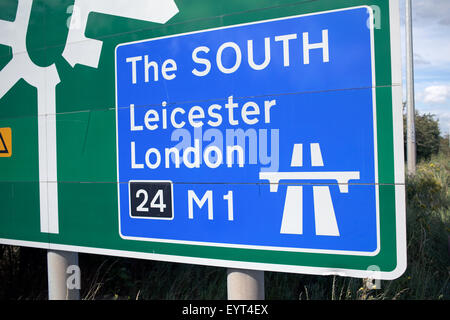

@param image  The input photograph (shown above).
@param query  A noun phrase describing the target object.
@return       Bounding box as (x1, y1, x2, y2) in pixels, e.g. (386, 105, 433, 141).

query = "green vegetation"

(404, 112, 444, 162)
(1, 113, 449, 300)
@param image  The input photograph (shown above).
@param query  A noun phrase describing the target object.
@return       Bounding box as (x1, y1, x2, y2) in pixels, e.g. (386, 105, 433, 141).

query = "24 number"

(136, 189, 166, 213)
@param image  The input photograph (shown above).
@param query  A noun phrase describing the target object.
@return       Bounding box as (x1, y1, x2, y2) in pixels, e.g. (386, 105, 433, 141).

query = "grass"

(0, 153, 449, 300)
(400, 152, 450, 299)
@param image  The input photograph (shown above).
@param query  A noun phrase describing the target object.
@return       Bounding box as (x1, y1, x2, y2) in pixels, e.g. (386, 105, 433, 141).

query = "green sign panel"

(0, 0, 406, 279)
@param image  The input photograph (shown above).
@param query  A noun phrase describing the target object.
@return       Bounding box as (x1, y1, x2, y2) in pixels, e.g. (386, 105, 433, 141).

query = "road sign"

(0, 0, 406, 280)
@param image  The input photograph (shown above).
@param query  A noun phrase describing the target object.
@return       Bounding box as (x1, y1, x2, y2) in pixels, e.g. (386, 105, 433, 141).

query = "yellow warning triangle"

(0, 133, 8, 153)
(0, 128, 11, 157)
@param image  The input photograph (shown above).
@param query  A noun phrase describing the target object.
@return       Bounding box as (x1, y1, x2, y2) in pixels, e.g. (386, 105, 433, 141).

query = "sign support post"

(47, 250, 80, 300)
(406, 0, 416, 174)
(227, 269, 264, 300)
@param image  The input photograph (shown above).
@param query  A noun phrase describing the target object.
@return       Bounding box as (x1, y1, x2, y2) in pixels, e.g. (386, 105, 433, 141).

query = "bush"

(404, 112, 442, 162)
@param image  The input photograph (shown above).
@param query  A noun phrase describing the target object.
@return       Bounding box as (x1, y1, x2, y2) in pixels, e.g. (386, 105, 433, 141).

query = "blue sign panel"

(115, 7, 378, 255)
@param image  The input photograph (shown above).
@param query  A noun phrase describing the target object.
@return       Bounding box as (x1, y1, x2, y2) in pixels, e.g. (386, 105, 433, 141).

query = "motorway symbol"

(260, 143, 360, 236)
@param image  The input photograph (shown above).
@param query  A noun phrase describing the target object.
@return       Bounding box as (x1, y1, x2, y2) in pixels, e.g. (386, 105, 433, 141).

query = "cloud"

(424, 109, 450, 135)
(399, 1, 449, 24)
(400, 1, 450, 68)
(420, 85, 450, 104)
(414, 53, 430, 65)
(399, 2, 450, 134)
(412, 1, 450, 26)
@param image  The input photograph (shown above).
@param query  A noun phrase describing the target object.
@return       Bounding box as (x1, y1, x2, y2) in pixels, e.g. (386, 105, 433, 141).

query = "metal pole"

(227, 268, 264, 300)
(405, 0, 416, 174)
(47, 250, 80, 300)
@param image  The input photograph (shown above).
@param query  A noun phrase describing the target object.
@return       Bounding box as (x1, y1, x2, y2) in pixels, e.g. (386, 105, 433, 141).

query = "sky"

(399, 0, 450, 135)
